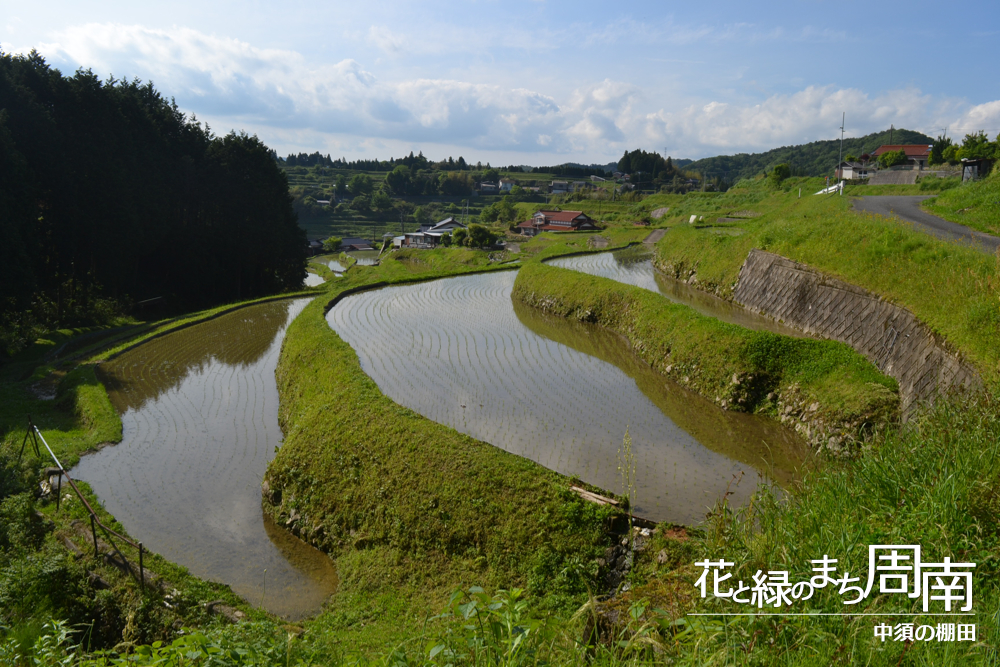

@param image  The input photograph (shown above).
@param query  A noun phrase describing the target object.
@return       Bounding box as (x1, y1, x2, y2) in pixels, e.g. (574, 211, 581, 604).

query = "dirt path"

(643, 229, 667, 244)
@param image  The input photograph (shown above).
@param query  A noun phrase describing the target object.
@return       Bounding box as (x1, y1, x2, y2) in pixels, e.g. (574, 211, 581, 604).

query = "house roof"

(535, 210, 590, 222)
(341, 237, 370, 246)
(872, 145, 932, 158)
(427, 217, 467, 232)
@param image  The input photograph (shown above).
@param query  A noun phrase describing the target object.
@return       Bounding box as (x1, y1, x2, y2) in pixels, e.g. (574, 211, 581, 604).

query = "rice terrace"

(3, 17, 1000, 665)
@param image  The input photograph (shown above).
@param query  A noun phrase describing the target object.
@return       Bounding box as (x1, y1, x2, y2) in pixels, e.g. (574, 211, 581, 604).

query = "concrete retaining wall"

(734, 249, 979, 415)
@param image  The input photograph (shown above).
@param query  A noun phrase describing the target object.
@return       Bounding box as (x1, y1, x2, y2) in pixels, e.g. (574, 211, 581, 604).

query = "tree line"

(284, 150, 497, 173)
(0, 50, 306, 357)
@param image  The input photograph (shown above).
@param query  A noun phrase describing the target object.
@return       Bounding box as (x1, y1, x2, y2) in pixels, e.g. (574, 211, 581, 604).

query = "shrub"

(768, 163, 790, 186)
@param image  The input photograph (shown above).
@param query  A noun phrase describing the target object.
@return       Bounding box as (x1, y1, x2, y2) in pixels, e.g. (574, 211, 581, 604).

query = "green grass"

(924, 168, 1000, 236)
(648, 178, 1000, 386)
(651, 392, 1000, 665)
(514, 227, 649, 261)
(512, 262, 898, 445)
(262, 251, 618, 653)
(842, 175, 962, 196)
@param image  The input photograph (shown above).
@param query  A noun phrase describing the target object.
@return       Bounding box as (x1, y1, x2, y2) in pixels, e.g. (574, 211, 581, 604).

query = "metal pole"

(91, 514, 99, 557)
(838, 112, 845, 183)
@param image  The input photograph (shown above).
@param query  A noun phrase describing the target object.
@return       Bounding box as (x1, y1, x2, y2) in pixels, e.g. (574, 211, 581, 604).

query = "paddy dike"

(548, 248, 804, 338)
(326, 271, 808, 524)
(72, 298, 337, 620)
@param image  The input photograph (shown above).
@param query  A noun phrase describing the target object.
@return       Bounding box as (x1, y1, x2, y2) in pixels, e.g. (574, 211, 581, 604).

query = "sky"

(2, 0, 999, 165)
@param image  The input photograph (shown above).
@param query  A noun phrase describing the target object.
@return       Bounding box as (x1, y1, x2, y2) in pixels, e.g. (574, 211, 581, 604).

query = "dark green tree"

(769, 163, 791, 185)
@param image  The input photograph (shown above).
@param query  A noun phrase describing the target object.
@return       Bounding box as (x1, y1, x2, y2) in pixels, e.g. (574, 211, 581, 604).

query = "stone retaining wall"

(734, 249, 980, 415)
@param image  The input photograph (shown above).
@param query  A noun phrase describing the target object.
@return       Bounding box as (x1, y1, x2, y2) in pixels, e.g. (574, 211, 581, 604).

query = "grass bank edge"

(922, 167, 1000, 237)
(512, 261, 899, 450)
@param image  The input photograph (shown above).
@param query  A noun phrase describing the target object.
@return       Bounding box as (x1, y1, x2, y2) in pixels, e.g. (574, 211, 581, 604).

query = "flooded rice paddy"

(327, 271, 807, 524)
(303, 272, 326, 287)
(73, 299, 337, 620)
(548, 248, 805, 337)
(347, 250, 380, 266)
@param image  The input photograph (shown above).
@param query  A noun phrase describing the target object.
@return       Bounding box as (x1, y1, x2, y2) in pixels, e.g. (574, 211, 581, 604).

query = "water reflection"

(549, 249, 806, 337)
(304, 272, 326, 287)
(514, 302, 808, 487)
(347, 250, 380, 266)
(75, 299, 337, 620)
(328, 272, 804, 524)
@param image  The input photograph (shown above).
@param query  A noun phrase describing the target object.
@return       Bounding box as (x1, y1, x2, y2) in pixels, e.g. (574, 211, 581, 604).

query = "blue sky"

(3, 0, 999, 164)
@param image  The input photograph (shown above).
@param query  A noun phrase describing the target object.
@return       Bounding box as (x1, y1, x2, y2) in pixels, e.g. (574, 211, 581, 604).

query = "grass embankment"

(513, 227, 649, 261)
(512, 262, 898, 449)
(649, 177, 1000, 386)
(263, 249, 618, 653)
(924, 168, 1000, 236)
(614, 392, 1000, 665)
(842, 175, 962, 196)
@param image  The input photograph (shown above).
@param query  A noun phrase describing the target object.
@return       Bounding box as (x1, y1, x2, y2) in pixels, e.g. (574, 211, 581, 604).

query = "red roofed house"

(516, 210, 599, 237)
(872, 145, 932, 169)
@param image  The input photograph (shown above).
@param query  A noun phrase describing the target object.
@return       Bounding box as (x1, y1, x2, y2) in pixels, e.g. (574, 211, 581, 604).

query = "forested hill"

(0, 50, 306, 356)
(685, 128, 934, 181)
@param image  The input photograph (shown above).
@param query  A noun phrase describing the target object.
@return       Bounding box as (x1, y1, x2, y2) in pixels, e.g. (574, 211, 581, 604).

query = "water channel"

(327, 271, 807, 525)
(72, 299, 338, 620)
(548, 248, 806, 337)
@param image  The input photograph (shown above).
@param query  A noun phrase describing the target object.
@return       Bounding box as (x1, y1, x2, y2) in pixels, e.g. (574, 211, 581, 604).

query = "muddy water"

(548, 249, 806, 337)
(73, 299, 337, 620)
(327, 272, 807, 524)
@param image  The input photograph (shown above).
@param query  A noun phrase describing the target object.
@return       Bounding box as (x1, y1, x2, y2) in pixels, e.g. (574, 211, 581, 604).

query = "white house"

(836, 161, 872, 180)
(406, 217, 469, 248)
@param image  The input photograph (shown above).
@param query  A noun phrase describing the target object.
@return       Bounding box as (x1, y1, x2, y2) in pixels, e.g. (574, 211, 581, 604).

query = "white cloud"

(367, 25, 404, 55)
(27, 23, 1000, 161)
(636, 85, 974, 156)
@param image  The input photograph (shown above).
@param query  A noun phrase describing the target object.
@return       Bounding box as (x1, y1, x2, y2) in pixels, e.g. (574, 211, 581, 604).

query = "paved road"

(852, 195, 1000, 254)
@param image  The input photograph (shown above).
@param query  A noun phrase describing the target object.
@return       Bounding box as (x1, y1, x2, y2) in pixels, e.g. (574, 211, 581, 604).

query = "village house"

(872, 144, 933, 168)
(499, 178, 516, 192)
(836, 161, 873, 180)
(515, 210, 599, 237)
(340, 237, 375, 251)
(404, 217, 468, 248)
(550, 180, 571, 194)
(480, 181, 499, 194)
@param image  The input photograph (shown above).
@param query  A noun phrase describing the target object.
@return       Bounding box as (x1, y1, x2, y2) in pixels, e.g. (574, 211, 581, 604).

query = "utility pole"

(838, 112, 845, 182)
(890, 124, 894, 145)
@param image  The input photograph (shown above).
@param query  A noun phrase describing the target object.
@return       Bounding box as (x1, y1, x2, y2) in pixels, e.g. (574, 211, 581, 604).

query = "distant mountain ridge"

(685, 128, 934, 181)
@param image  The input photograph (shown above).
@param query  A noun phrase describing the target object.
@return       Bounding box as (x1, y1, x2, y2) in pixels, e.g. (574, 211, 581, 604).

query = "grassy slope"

(923, 168, 1000, 236)
(626, 392, 1000, 666)
(650, 177, 1000, 386)
(512, 262, 898, 445)
(265, 247, 625, 653)
(5, 187, 999, 664)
